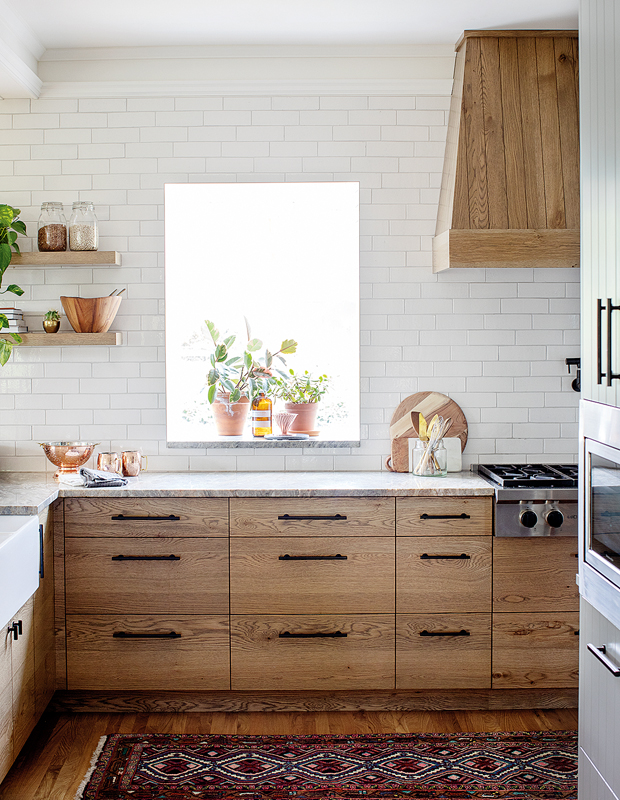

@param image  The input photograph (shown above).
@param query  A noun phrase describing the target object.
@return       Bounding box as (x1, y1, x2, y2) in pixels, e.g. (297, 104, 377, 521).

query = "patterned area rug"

(76, 731, 578, 799)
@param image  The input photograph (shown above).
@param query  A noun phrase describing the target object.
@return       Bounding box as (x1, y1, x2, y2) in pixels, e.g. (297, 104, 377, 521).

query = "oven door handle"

(587, 643, 620, 677)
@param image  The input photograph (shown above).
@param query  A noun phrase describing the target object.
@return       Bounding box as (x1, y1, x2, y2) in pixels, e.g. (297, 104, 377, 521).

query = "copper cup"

(97, 452, 121, 473)
(121, 451, 147, 477)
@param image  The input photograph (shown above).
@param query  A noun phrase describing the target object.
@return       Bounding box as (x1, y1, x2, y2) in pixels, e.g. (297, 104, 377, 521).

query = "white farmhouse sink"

(0, 515, 40, 628)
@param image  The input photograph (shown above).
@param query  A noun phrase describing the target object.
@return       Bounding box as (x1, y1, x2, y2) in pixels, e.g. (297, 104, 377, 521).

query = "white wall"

(0, 91, 580, 473)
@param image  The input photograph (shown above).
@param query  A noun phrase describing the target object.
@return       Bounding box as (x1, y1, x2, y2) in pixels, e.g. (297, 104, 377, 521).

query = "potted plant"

(0, 205, 26, 365)
(273, 369, 330, 434)
(43, 309, 61, 334)
(204, 318, 297, 436)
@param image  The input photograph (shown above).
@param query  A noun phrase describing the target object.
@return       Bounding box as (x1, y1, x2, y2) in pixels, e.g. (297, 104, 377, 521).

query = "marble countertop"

(0, 471, 494, 515)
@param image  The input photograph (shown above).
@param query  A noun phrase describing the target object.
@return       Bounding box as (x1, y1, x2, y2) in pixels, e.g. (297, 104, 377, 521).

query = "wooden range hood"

(432, 30, 579, 272)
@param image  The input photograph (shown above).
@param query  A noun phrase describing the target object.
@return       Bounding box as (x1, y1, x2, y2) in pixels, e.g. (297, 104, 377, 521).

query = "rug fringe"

(74, 735, 107, 800)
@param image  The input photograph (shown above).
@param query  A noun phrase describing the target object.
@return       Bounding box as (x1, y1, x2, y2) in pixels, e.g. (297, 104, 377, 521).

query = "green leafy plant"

(273, 369, 330, 404)
(0, 204, 26, 365)
(44, 309, 60, 321)
(205, 318, 297, 404)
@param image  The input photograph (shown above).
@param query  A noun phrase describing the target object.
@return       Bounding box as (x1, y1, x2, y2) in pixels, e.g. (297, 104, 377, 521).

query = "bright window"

(164, 182, 360, 445)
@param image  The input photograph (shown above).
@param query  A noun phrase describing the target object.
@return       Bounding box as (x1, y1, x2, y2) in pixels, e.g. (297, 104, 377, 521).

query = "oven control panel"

(495, 501, 578, 537)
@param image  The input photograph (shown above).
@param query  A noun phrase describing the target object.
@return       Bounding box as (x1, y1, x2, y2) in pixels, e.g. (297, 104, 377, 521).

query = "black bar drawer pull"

(279, 631, 347, 639)
(587, 643, 620, 676)
(39, 523, 44, 579)
(420, 629, 470, 637)
(420, 513, 470, 520)
(8, 620, 22, 641)
(278, 514, 348, 521)
(420, 553, 470, 560)
(111, 554, 181, 561)
(113, 631, 182, 639)
(111, 514, 180, 521)
(279, 554, 348, 561)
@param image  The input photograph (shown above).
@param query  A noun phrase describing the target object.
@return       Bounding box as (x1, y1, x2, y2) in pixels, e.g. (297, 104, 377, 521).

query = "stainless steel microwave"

(581, 400, 620, 590)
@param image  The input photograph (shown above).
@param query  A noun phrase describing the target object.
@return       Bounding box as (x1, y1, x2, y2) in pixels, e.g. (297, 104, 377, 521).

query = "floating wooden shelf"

(10, 251, 122, 266)
(0, 332, 122, 346)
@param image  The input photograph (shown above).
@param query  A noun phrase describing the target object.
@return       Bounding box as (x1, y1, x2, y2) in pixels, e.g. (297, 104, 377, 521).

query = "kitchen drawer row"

(57, 495, 579, 694)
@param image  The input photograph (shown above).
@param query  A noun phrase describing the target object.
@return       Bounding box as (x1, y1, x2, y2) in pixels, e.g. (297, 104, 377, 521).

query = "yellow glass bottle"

(251, 393, 272, 437)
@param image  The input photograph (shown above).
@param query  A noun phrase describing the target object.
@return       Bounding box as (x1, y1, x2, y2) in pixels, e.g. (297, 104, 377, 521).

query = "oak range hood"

(432, 30, 579, 272)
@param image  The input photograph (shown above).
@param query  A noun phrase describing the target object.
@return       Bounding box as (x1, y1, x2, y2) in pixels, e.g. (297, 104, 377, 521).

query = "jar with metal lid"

(37, 202, 67, 252)
(69, 201, 98, 251)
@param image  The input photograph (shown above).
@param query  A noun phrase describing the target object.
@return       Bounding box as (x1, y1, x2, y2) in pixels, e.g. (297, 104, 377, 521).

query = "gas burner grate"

(478, 463, 578, 488)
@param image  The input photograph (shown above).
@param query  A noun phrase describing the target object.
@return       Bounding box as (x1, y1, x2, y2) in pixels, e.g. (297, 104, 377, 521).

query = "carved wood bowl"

(60, 295, 122, 333)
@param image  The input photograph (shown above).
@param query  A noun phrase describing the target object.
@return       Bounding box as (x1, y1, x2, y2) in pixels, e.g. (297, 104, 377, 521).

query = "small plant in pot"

(204, 318, 297, 436)
(273, 369, 330, 434)
(43, 309, 61, 334)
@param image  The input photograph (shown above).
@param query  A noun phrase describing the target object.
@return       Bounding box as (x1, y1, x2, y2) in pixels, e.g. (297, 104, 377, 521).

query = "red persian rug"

(76, 731, 577, 800)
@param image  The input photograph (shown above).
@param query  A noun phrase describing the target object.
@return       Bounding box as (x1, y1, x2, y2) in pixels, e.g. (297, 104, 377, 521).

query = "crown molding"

(0, 0, 43, 97)
(40, 77, 454, 98)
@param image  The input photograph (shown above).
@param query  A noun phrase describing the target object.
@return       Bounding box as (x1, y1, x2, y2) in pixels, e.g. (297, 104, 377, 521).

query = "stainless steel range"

(475, 463, 578, 537)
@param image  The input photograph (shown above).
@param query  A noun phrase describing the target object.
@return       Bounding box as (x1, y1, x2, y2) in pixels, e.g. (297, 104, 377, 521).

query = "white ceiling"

(13, 0, 578, 48)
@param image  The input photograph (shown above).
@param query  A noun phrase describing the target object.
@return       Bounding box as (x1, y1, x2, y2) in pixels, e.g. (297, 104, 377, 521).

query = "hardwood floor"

(0, 707, 578, 800)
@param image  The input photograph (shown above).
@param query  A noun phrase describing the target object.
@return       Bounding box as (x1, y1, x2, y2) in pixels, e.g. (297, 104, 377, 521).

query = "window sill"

(167, 439, 360, 449)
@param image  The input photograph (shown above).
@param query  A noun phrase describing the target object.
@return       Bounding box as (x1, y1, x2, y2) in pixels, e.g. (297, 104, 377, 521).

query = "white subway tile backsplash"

(0, 90, 580, 471)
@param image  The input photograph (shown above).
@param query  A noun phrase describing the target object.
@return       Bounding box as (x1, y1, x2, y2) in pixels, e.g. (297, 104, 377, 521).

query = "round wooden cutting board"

(390, 391, 468, 451)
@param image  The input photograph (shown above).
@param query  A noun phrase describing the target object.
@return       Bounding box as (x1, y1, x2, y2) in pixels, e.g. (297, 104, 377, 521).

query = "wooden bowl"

(60, 295, 122, 333)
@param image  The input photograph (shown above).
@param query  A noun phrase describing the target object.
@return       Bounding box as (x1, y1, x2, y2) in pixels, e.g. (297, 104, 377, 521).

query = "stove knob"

(520, 509, 538, 528)
(546, 509, 564, 529)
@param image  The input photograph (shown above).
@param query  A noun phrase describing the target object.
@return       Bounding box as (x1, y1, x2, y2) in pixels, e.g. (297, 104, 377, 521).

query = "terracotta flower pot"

(284, 401, 318, 434)
(211, 393, 250, 436)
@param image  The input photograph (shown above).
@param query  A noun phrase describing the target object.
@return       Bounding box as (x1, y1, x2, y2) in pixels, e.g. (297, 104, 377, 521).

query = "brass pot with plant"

(0, 205, 26, 365)
(204, 318, 297, 436)
(42, 309, 61, 334)
(273, 369, 330, 434)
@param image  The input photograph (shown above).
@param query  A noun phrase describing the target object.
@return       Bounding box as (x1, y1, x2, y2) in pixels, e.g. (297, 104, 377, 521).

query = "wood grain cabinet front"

(230, 537, 394, 614)
(230, 614, 395, 690)
(66, 614, 230, 691)
(65, 537, 229, 615)
(396, 497, 492, 537)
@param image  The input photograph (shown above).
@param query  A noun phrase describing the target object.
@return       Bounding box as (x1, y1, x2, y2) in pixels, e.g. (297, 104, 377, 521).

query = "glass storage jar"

(37, 202, 67, 252)
(412, 438, 447, 477)
(69, 201, 98, 251)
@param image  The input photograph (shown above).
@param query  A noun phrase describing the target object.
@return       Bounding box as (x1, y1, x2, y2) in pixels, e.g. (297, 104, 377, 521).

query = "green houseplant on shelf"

(204, 318, 297, 436)
(273, 369, 330, 434)
(0, 205, 26, 365)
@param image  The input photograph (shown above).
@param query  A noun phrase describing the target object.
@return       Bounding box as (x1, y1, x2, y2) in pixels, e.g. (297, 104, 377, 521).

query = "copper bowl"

(39, 441, 99, 479)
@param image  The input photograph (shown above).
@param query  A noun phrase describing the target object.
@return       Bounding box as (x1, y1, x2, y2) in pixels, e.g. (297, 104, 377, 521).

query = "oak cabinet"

(63, 499, 230, 691)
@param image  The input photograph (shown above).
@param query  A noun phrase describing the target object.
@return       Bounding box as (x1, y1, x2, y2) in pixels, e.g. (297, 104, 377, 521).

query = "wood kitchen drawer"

(230, 614, 395, 690)
(64, 498, 228, 538)
(492, 612, 579, 689)
(396, 497, 492, 537)
(396, 613, 491, 689)
(493, 537, 579, 612)
(230, 537, 394, 614)
(65, 537, 229, 614)
(397, 536, 491, 613)
(66, 614, 230, 690)
(230, 497, 395, 537)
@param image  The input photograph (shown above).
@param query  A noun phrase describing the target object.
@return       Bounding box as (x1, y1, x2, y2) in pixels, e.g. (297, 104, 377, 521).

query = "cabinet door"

(493, 537, 579, 612)
(10, 597, 35, 758)
(0, 621, 12, 784)
(65, 537, 229, 614)
(34, 505, 55, 718)
(396, 497, 492, 536)
(397, 536, 491, 613)
(231, 614, 395, 690)
(579, 599, 620, 798)
(396, 613, 491, 689)
(579, 749, 619, 800)
(492, 611, 579, 688)
(66, 614, 230, 691)
(230, 537, 394, 614)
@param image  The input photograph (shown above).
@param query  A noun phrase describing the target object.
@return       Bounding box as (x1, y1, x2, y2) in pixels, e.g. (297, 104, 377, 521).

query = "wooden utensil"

(386, 391, 468, 473)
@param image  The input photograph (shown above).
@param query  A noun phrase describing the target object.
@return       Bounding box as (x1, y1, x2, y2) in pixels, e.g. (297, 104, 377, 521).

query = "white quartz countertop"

(0, 471, 494, 515)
